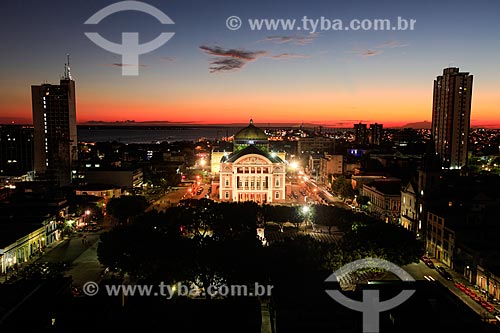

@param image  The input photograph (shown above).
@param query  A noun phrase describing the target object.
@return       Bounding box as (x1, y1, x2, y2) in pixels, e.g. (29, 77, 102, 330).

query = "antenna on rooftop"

(63, 53, 73, 80)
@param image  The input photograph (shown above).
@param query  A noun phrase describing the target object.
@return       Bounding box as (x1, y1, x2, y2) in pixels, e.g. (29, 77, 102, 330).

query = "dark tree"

(106, 196, 149, 224)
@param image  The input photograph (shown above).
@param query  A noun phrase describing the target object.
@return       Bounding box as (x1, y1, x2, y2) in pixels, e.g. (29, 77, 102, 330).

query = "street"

(403, 260, 498, 318)
(34, 231, 104, 288)
(146, 186, 190, 212)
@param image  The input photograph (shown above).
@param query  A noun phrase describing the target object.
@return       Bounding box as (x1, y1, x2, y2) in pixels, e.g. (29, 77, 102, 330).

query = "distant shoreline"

(2, 122, 499, 130)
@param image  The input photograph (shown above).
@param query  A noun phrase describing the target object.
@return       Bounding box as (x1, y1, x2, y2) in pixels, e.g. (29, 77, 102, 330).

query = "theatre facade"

(213, 120, 287, 203)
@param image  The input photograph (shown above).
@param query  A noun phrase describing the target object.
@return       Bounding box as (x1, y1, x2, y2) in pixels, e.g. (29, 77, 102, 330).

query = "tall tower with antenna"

(32, 55, 78, 186)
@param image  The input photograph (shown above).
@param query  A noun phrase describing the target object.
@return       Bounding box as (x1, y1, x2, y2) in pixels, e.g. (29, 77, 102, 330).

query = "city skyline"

(1, 0, 499, 127)
(3, 1, 500, 332)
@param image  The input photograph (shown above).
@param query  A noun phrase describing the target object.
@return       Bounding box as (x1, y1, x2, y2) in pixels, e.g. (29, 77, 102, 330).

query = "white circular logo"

(82, 281, 100, 296)
(226, 16, 242, 30)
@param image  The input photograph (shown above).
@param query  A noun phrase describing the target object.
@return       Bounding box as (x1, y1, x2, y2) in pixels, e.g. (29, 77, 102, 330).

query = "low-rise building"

(318, 153, 343, 184)
(0, 215, 60, 274)
(362, 179, 401, 223)
(476, 265, 500, 301)
(400, 181, 422, 235)
(307, 153, 322, 180)
(297, 137, 336, 156)
(75, 184, 121, 199)
(85, 168, 143, 188)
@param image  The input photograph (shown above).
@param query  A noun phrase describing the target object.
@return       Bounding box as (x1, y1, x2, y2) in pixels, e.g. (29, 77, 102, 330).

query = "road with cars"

(403, 258, 499, 318)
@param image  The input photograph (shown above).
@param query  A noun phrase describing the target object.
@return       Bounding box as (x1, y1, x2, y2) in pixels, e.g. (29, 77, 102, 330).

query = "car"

(436, 266, 453, 280)
(426, 260, 435, 268)
(421, 255, 435, 268)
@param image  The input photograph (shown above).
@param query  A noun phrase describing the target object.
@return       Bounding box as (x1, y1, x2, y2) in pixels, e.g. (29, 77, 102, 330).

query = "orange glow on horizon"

(1, 86, 498, 127)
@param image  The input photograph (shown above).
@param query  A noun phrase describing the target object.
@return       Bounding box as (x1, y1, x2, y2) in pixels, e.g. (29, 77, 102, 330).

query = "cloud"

(199, 45, 266, 60)
(351, 40, 408, 58)
(104, 63, 148, 67)
(261, 33, 319, 45)
(199, 45, 267, 73)
(209, 58, 246, 73)
(268, 53, 310, 59)
(359, 50, 383, 57)
(375, 41, 409, 49)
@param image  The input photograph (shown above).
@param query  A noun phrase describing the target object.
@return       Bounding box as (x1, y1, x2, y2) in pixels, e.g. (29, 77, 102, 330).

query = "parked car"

(421, 255, 435, 268)
(436, 266, 453, 280)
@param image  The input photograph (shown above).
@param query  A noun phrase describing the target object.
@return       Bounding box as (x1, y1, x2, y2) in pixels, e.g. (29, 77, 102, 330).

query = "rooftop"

(222, 145, 284, 164)
(364, 179, 402, 195)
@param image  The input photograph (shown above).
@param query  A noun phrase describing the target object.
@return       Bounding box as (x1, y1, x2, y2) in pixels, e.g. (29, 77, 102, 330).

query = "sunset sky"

(1, 0, 499, 127)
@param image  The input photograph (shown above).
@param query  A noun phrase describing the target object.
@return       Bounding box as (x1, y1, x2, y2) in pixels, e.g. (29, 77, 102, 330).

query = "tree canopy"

(97, 200, 422, 298)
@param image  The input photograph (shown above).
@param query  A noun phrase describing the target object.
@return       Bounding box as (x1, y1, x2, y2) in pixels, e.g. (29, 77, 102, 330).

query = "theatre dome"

(233, 119, 269, 152)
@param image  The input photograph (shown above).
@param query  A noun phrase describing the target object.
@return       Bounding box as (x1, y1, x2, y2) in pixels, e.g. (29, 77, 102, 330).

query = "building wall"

(32, 79, 77, 185)
(297, 137, 335, 155)
(75, 187, 121, 199)
(400, 185, 419, 233)
(211, 151, 228, 174)
(477, 266, 500, 301)
(85, 169, 143, 188)
(425, 211, 455, 268)
(319, 154, 343, 184)
(0, 219, 60, 274)
(362, 185, 401, 223)
(307, 155, 321, 179)
(0, 125, 34, 176)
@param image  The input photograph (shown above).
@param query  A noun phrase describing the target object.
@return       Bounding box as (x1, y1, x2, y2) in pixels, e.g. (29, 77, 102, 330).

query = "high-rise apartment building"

(354, 123, 368, 145)
(431, 67, 473, 169)
(0, 125, 34, 176)
(32, 60, 77, 185)
(369, 123, 383, 145)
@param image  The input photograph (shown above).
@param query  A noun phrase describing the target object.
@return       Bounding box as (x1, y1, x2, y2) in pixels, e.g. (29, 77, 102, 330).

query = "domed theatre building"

(214, 120, 287, 203)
